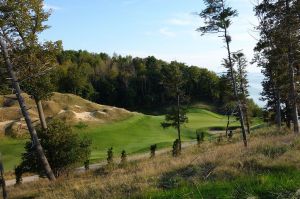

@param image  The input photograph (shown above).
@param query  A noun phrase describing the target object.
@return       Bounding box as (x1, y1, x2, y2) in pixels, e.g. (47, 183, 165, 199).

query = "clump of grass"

(257, 145, 288, 159)
(150, 144, 157, 158)
(74, 122, 88, 129)
(254, 126, 291, 137)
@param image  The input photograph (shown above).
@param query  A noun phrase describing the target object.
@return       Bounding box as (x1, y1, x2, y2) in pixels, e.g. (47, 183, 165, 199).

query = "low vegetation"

(4, 127, 300, 199)
(15, 119, 91, 180)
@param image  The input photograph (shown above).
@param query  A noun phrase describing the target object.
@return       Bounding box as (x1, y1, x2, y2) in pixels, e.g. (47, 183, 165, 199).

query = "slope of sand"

(0, 92, 133, 137)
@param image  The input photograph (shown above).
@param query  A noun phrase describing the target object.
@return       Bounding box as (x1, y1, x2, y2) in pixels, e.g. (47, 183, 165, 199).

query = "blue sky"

(41, 0, 264, 106)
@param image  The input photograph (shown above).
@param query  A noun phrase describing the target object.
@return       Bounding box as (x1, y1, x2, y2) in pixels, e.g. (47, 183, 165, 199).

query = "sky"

(41, 0, 265, 106)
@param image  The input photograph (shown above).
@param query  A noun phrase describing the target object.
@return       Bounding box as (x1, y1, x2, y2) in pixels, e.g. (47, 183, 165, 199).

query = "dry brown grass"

(5, 127, 300, 199)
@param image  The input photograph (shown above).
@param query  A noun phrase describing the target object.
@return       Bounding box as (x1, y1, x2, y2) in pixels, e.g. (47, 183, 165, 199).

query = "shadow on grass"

(148, 163, 300, 199)
(158, 162, 217, 190)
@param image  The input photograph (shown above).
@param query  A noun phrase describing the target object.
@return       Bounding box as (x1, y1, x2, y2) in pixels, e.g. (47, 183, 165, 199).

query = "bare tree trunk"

(0, 161, 7, 199)
(221, 0, 247, 147)
(225, 113, 230, 137)
(244, 106, 251, 134)
(177, 91, 181, 151)
(0, 38, 56, 181)
(224, 35, 247, 147)
(34, 97, 47, 130)
(275, 89, 282, 129)
(286, 0, 299, 134)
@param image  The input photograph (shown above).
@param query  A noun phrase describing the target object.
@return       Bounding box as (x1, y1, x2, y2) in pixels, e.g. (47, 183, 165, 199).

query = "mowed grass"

(0, 107, 247, 171)
(75, 108, 241, 163)
(0, 137, 27, 171)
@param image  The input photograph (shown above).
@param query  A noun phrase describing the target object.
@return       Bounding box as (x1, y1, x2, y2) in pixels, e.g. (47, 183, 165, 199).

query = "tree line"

(54, 50, 226, 112)
(254, 0, 300, 133)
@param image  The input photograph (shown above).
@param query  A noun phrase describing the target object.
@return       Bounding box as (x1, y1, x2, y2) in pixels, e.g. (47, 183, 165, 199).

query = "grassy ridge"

(0, 107, 244, 171)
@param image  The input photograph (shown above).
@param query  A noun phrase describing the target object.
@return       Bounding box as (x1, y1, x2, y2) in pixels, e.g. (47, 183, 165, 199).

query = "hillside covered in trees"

(1, 50, 261, 114)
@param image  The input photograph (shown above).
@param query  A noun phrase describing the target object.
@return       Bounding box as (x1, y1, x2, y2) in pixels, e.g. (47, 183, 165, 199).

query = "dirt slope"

(0, 92, 133, 137)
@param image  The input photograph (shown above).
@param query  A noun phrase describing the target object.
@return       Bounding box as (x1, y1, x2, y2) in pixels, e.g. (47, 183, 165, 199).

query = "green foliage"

(196, 129, 206, 145)
(150, 144, 157, 158)
(120, 150, 127, 166)
(107, 147, 114, 165)
(161, 107, 188, 130)
(254, 0, 300, 125)
(16, 119, 92, 177)
(247, 98, 263, 118)
(198, 0, 238, 35)
(74, 122, 88, 129)
(54, 51, 231, 111)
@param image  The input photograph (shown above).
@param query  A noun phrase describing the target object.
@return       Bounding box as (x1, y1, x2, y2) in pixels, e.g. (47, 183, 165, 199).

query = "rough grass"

(4, 126, 300, 199)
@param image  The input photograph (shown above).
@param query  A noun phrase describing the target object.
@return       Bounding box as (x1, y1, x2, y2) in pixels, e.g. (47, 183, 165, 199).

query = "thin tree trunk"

(0, 161, 7, 199)
(244, 106, 251, 134)
(237, 58, 251, 135)
(223, 37, 247, 147)
(275, 89, 282, 129)
(34, 97, 47, 130)
(286, 0, 299, 134)
(225, 113, 230, 137)
(0, 38, 56, 181)
(221, 0, 247, 147)
(177, 91, 181, 151)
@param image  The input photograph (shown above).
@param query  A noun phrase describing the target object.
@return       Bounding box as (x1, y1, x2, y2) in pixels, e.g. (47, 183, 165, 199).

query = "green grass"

(0, 137, 27, 171)
(142, 168, 300, 199)
(0, 107, 261, 171)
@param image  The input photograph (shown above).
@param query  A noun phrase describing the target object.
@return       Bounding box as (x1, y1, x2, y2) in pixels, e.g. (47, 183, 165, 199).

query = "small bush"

(150, 144, 157, 158)
(16, 119, 92, 178)
(196, 129, 205, 145)
(84, 160, 90, 170)
(107, 147, 114, 165)
(208, 126, 239, 131)
(120, 150, 127, 167)
(74, 122, 88, 129)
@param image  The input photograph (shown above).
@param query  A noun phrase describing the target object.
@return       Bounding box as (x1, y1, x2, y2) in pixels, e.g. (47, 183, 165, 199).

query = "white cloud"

(159, 28, 176, 37)
(166, 12, 199, 27)
(167, 18, 192, 26)
(43, 3, 61, 11)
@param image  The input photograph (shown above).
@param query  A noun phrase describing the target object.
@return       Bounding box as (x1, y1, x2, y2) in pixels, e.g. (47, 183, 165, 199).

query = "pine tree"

(233, 51, 251, 134)
(254, 0, 300, 132)
(198, 0, 248, 146)
(161, 62, 189, 152)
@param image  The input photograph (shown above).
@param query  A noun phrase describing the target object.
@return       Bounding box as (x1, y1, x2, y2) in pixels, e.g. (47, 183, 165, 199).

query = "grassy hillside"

(5, 127, 300, 199)
(0, 105, 245, 171)
(75, 108, 241, 163)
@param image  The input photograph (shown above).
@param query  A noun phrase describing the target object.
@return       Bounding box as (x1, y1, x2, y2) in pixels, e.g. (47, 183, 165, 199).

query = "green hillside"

(0, 107, 246, 171)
